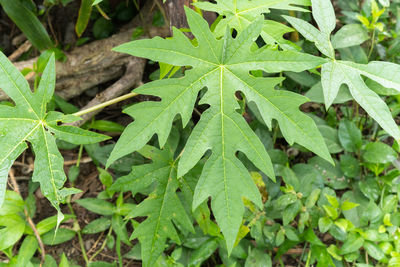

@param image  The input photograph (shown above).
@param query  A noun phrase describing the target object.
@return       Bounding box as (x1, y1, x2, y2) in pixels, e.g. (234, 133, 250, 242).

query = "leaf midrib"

(149, 162, 177, 255)
(40, 125, 60, 203)
(219, 66, 230, 223)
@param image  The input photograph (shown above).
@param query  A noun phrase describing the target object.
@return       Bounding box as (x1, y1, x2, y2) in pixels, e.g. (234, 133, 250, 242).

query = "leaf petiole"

(73, 92, 138, 117)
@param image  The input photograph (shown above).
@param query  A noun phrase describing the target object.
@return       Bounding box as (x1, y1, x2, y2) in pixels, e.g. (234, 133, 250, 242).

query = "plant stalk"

(67, 146, 89, 265)
(368, 29, 376, 60)
(73, 92, 138, 117)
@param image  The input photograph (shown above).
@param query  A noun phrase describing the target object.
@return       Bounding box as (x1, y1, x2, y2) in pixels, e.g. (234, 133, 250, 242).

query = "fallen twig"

(63, 157, 92, 166)
(0, 1, 169, 101)
(8, 40, 32, 62)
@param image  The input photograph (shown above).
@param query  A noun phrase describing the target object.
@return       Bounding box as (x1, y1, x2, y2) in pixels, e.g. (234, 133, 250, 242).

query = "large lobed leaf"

(195, 0, 310, 49)
(285, 0, 400, 140)
(0, 52, 109, 223)
(109, 7, 330, 252)
(112, 133, 194, 267)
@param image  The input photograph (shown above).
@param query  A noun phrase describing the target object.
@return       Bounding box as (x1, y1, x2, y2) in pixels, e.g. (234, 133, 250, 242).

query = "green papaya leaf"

(116, 134, 194, 267)
(285, 0, 400, 140)
(0, 52, 109, 224)
(283, 15, 334, 58)
(195, 0, 309, 48)
(109, 7, 330, 253)
(310, 0, 336, 35)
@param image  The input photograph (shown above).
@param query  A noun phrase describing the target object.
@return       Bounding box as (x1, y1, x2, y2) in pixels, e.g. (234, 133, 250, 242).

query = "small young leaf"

(16, 236, 38, 266)
(325, 194, 339, 209)
(75, 198, 116, 216)
(340, 154, 360, 178)
(338, 120, 362, 153)
(362, 142, 397, 164)
(363, 241, 385, 260)
(188, 238, 219, 267)
(0, 214, 26, 250)
(244, 248, 272, 267)
(323, 205, 338, 220)
(59, 253, 70, 267)
(340, 234, 364, 255)
(36, 214, 75, 235)
(46, 125, 109, 145)
(82, 217, 111, 234)
(318, 216, 333, 233)
(283, 200, 302, 225)
(341, 200, 359, 211)
(327, 244, 342, 261)
(42, 228, 76, 245)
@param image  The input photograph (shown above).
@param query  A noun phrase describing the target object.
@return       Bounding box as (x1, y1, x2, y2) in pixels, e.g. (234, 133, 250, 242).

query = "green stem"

(73, 92, 138, 117)
(305, 248, 312, 267)
(67, 199, 89, 265)
(368, 29, 376, 60)
(76, 145, 84, 168)
(116, 235, 123, 267)
(66, 148, 89, 265)
(95, 4, 110, 20)
(354, 101, 359, 122)
(272, 123, 279, 144)
(298, 243, 308, 267)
